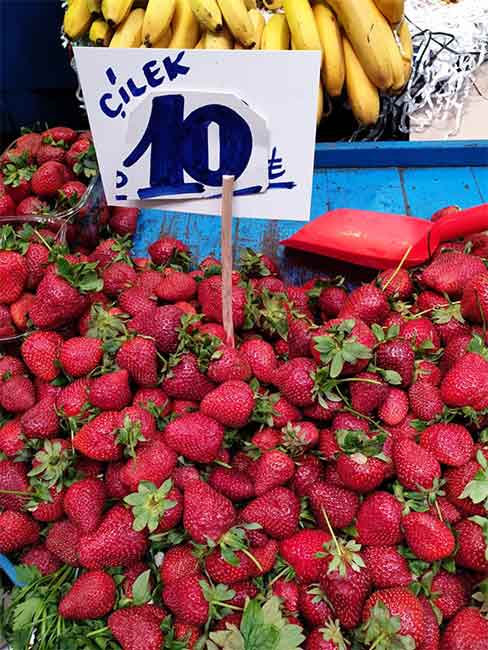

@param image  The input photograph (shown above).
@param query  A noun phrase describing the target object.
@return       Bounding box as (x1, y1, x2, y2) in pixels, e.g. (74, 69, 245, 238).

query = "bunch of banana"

(63, 0, 414, 129)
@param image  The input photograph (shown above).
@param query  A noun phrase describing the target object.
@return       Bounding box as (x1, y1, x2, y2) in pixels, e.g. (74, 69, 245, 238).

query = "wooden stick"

(221, 175, 235, 348)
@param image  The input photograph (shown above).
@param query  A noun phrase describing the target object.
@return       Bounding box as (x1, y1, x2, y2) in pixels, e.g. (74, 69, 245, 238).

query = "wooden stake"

(221, 175, 235, 348)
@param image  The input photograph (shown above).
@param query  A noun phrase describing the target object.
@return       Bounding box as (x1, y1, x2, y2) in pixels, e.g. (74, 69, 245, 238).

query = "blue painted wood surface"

(133, 142, 488, 283)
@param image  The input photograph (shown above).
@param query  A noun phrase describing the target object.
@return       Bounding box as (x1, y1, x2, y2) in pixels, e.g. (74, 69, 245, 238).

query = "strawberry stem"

(335, 386, 390, 436)
(241, 547, 263, 572)
(86, 626, 110, 638)
(213, 601, 243, 611)
(268, 565, 291, 587)
(0, 489, 31, 497)
(370, 632, 387, 650)
(321, 506, 341, 556)
(213, 459, 232, 469)
(381, 245, 412, 293)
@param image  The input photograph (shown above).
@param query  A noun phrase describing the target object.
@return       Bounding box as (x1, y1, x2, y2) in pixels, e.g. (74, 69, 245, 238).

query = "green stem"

(335, 386, 390, 436)
(213, 460, 232, 469)
(86, 626, 110, 638)
(268, 565, 291, 587)
(213, 601, 243, 611)
(0, 489, 31, 497)
(241, 547, 263, 572)
(370, 632, 387, 650)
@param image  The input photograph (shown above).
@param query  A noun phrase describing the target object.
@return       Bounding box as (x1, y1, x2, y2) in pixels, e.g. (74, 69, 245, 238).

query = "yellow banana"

(216, 0, 255, 48)
(283, 0, 322, 52)
(109, 7, 144, 46)
(142, 0, 176, 46)
(195, 32, 206, 47)
(263, 0, 283, 9)
(243, 0, 257, 8)
(204, 24, 234, 48)
(398, 19, 413, 84)
(374, 0, 404, 25)
(313, 3, 344, 97)
(261, 13, 290, 50)
(102, 0, 135, 26)
(327, 0, 395, 90)
(141, 26, 172, 46)
(235, 8, 265, 49)
(64, 0, 93, 39)
(89, 18, 113, 44)
(343, 35, 380, 126)
(189, 0, 223, 32)
(388, 27, 407, 92)
(86, 0, 102, 15)
(316, 80, 324, 125)
(169, 0, 200, 48)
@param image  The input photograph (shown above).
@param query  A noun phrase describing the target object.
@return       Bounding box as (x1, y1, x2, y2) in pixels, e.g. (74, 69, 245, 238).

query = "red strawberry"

(102, 262, 137, 296)
(305, 624, 348, 650)
(440, 607, 488, 650)
(403, 511, 455, 561)
(0, 251, 28, 304)
(0, 189, 16, 216)
(122, 562, 152, 599)
(108, 606, 165, 650)
(308, 481, 359, 529)
(148, 236, 189, 265)
(454, 518, 488, 572)
(119, 286, 155, 317)
(0, 375, 36, 413)
(252, 449, 295, 495)
(336, 452, 387, 493)
(21, 331, 62, 381)
(20, 545, 62, 575)
(73, 410, 121, 461)
(116, 336, 158, 387)
(376, 338, 415, 387)
(420, 423, 474, 467)
(45, 519, 81, 566)
(59, 336, 103, 377)
(24, 242, 50, 288)
(461, 273, 488, 323)
(400, 318, 440, 353)
(66, 138, 91, 168)
(42, 126, 77, 144)
(241, 487, 300, 539)
(0, 355, 25, 378)
(311, 318, 375, 376)
(162, 353, 215, 401)
(89, 369, 132, 410)
(272, 579, 299, 613)
(58, 180, 86, 205)
(288, 317, 313, 358)
(394, 438, 441, 490)
(363, 546, 412, 588)
(415, 359, 442, 385)
(377, 268, 413, 299)
(58, 570, 116, 619)
(418, 596, 440, 650)
(349, 371, 388, 414)
(4, 177, 31, 204)
(298, 583, 334, 626)
(280, 529, 331, 582)
(120, 438, 177, 492)
(63, 478, 106, 534)
(239, 338, 278, 384)
(200, 380, 255, 428)
(14, 132, 42, 156)
(30, 486, 65, 522)
(0, 418, 24, 456)
(36, 142, 66, 165)
(155, 270, 196, 302)
(291, 454, 324, 495)
(0, 511, 40, 552)
(10, 292, 35, 330)
(162, 574, 209, 626)
(319, 285, 347, 319)
(431, 571, 468, 620)
(159, 543, 200, 585)
(409, 380, 444, 421)
(199, 276, 247, 329)
(207, 345, 252, 383)
(441, 352, 488, 411)
(445, 459, 487, 516)
(420, 251, 486, 297)
(183, 480, 235, 543)
(357, 491, 403, 546)
(164, 412, 224, 462)
(362, 588, 425, 647)
(0, 459, 30, 511)
(273, 357, 316, 407)
(339, 284, 390, 325)
(16, 196, 49, 217)
(79, 505, 148, 569)
(30, 268, 90, 329)
(378, 387, 409, 425)
(56, 377, 91, 416)
(31, 161, 66, 197)
(21, 397, 59, 439)
(208, 467, 254, 501)
(109, 207, 139, 235)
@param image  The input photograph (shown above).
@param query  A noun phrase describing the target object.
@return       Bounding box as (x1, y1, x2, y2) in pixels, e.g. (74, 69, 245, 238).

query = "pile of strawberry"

(0, 216, 488, 650)
(0, 127, 98, 219)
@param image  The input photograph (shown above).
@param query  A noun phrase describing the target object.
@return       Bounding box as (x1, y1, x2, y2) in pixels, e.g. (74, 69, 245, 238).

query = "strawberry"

(42, 126, 77, 144)
(400, 318, 440, 353)
(30, 486, 66, 522)
(239, 338, 278, 384)
(440, 607, 488, 650)
(0, 418, 24, 457)
(109, 207, 139, 235)
(116, 336, 158, 387)
(378, 387, 409, 425)
(0, 374, 36, 412)
(349, 371, 389, 414)
(162, 574, 209, 626)
(336, 451, 387, 493)
(24, 242, 50, 289)
(148, 235, 189, 266)
(376, 338, 415, 387)
(311, 318, 375, 377)
(162, 353, 215, 400)
(45, 519, 81, 566)
(0, 190, 16, 216)
(31, 161, 66, 197)
(59, 336, 103, 377)
(207, 345, 252, 383)
(164, 412, 224, 462)
(280, 529, 331, 582)
(0, 307, 15, 337)
(10, 292, 35, 330)
(403, 511, 455, 561)
(0, 511, 40, 552)
(122, 562, 153, 599)
(58, 180, 86, 205)
(36, 143, 66, 165)
(441, 352, 488, 411)
(394, 438, 441, 490)
(272, 579, 299, 613)
(21, 396, 59, 439)
(14, 132, 42, 156)
(291, 454, 324, 496)
(156, 270, 197, 302)
(272, 395, 302, 426)
(183, 480, 235, 543)
(102, 261, 137, 296)
(66, 138, 91, 169)
(339, 284, 390, 325)
(63, 478, 106, 534)
(0, 459, 30, 511)
(305, 624, 348, 650)
(415, 359, 441, 385)
(120, 438, 177, 492)
(108, 606, 165, 650)
(200, 380, 255, 428)
(5, 178, 31, 204)
(58, 570, 116, 619)
(445, 458, 487, 516)
(21, 331, 62, 381)
(20, 545, 62, 575)
(0, 354, 25, 378)
(308, 481, 359, 529)
(288, 317, 314, 358)
(159, 543, 200, 585)
(89, 369, 132, 410)
(273, 357, 316, 407)
(298, 584, 334, 626)
(377, 268, 413, 299)
(431, 571, 468, 620)
(119, 286, 155, 317)
(461, 273, 488, 323)
(356, 491, 403, 546)
(79, 505, 148, 569)
(56, 377, 90, 416)
(198, 275, 247, 328)
(454, 518, 488, 571)
(408, 380, 444, 421)
(362, 588, 425, 647)
(208, 467, 254, 501)
(363, 546, 412, 589)
(253, 449, 295, 495)
(16, 196, 49, 217)
(73, 410, 121, 461)
(241, 487, 300, 539)
(418, 596, 440, 650)
(420, 251, 486, 297)
(420, 423, 474, 467)
(0, 251, 28, 304)
(319, 285, 348, 319)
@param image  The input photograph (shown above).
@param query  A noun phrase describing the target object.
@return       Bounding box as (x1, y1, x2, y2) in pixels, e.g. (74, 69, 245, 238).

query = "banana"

(343, 35, 380, 126)
(89, 18, 113, 44)
(388, 27, 407, 92)
(109, 7, 145, 46)
(64, 0, 93, 39)
(327, 0, 395, 90)
(142, 0, 176, 46)
(235, 8, 265, 49)
(398, 19, 413, 84)
(243, 0, 257, 8)
(216, 0, 255, 48)
(141, 26, 172, 46)
(313, 3, 344, 97)
(102, 0, 135, 26)
(263, 0, 283, 9)
(204, 24, 234, 48)
(195, 32, 206, 47)
(169, 0, 200, 48)
(373, 0, 404, 25)
(283, 0, 322, 52)
(261, 13, 290, 50)
(86, 0, 102, 15)
(316, 80, 324, 125)
(189, 0, 223, 33)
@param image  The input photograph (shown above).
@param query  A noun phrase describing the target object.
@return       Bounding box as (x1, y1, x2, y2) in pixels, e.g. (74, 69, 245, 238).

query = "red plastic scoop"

(281, 204, 488, 270)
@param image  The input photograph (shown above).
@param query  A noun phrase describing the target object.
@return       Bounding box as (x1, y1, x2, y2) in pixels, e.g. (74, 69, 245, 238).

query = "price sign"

(74, 48, 321, 221)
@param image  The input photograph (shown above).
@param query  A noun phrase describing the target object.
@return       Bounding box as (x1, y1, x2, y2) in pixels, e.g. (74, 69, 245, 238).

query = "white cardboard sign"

(74, 47, 321, 221)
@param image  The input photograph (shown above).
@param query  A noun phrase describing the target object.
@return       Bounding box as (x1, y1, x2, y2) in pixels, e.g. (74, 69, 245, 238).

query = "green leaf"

(372, 323, 385, 342)
(131, 569, 152, 605)
(330, 352, 344, 378)
(382, 370, 402, 385)
(12, 596, 43, 630)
